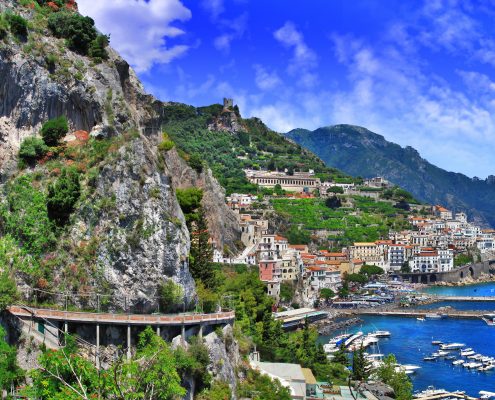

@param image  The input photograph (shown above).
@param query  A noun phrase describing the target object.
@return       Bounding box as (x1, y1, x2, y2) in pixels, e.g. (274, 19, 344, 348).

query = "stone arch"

(430, 274, 437, 283)
(460, 271, 464, 279)
(469, 267, 474, 277)
(421, 275, 428, 284)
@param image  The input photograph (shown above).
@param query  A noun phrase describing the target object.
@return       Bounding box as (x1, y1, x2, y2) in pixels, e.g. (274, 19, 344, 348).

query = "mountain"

(285, 124, 495, 227)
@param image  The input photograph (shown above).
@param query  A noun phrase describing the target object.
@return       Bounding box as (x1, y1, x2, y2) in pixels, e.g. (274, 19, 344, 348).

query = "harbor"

(318, 281, 495, 397)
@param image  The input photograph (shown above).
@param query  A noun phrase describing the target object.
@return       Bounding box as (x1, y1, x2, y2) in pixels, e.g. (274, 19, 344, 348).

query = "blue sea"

(320, 282, 495, 397)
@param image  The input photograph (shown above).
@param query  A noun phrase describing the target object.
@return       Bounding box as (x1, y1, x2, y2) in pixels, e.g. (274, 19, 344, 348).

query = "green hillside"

(286, 124, 495, 227)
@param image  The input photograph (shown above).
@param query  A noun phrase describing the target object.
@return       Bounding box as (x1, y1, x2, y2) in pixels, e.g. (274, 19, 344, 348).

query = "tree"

(280, 281, 295, 303)
(394, 200, 410, 211)
(325, 196, 342, 209)
(40, 116, 69, 146)
(345, 273, 368, 284)
(158, 279, 184, 313)
(352, 344, 369, 381)
(359, 264, 384, 278)
(6, 13, 28, 37)
(0, 271, 17, 311)
(88, 34, 109, 61)
(18, 137, 49, 165)
(401, 261, 411, 273)
(320, 288, 335, 301)
(47, 167, 81, 225)
(176, 188, 203, 221)
(333, 343, 348, 367)
(338, 280, 350, 298)
(0, 326, 24, 392)
(327, 186, 344, 194)
(48, 12, 99, 55)
(189, 208, 215, 287)
(188, 153, 204, 173)
(375, 354, 412, 400)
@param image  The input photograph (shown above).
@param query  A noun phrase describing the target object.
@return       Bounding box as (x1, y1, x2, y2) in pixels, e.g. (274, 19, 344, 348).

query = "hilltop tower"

(223, 98, 233, 109)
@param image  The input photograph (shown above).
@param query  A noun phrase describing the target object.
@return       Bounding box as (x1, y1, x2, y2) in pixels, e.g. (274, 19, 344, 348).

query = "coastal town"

(216, 169, 495, 306)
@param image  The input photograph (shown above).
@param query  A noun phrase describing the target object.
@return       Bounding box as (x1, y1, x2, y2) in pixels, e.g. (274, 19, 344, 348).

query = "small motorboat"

(417, 317, 425, 321)
(453, 359, 465, 365)
(423, 356, 436, 361)
(445, 355, 456, 360)
(461, 350, 475, 357)
(431, 340, 443, 345)
(371, 330, 391, 337)
(440, 343, 465, 350)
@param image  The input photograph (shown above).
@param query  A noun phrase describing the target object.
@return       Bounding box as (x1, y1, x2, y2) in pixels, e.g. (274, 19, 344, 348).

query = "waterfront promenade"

(346, 309, 487, 319)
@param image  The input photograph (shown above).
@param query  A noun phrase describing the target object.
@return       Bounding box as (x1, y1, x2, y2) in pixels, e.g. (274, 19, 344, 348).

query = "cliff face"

(0, 2, 198, 308)
(164, 149, 241, 254)
(71, 137, 195, 310)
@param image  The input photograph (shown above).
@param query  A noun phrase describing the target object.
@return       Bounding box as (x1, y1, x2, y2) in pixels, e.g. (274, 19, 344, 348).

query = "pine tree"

(333, 343, 349, 366)
(189, 207, 215, 287)
(352, 344, 368, 381)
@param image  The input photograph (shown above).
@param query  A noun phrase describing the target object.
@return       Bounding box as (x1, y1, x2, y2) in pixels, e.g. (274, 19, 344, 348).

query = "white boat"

(482, 314, 495, 326)
(460, 350, 475, 356)
(414, 386, 449, 398)
(440, 343, 465, 350)
(396, 364, 421, 375)
(461, 347, 473, 352)
(344, 332, 363, 347)
(328, 333, 351, 346)
(452, 359, 465, 365)
(417, 317, 425, 321)
(371, 330, 391, 337)
(431, 340, 443, 345)
(479, 365, 495, 371)
(480, 391, 495, 399)
(425, 313, 442, 319)
(323, 344, 339, 353)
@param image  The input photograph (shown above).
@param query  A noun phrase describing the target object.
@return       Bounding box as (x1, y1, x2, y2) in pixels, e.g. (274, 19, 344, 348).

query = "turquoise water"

(423, 281, 495, 297)
(415, 300, 495, 311)
(321, 283, 495, 396)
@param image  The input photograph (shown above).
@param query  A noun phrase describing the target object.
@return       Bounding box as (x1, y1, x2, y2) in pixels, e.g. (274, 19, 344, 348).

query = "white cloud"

(274, 22, 317, 87)
(201, 0, 224, 20)
(253, 65, 282, 91)
(213, 13, 248, 53)
(77, 0, 192, 73)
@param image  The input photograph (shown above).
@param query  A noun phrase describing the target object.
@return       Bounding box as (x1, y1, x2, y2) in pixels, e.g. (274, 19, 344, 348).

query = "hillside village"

(219, 170, 495, 305)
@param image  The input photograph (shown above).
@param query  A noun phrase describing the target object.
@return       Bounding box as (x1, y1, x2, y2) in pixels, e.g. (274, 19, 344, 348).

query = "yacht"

(423, 356, 436, 361)
(323, 344, 340, 354)
(328, 333, 351, 346)
(480, 391, 495, 399)
(440, 343, 465, 350)
(370, 330, 391, 338)
(414, 386, 449, 398)
(344, 332, 363, 347)
(417, 317, 425, 321)
(460, 350, 475, 357)
(425, 313, 442, 319)
(431, 340, 443, 345)
(452, 359, 465, 365)
(482, 314, 495, 326)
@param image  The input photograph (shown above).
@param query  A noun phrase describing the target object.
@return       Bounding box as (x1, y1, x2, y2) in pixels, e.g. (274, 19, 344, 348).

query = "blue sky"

(77, 0, 495, 178)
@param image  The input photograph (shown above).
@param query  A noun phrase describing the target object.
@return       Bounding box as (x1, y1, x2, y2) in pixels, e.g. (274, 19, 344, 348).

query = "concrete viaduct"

(7, 305, 235, 367)
(399, 260, 495, 284)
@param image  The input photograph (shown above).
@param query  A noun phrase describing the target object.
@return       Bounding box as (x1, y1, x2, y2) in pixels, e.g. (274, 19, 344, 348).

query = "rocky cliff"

(0, 1, 244, 309)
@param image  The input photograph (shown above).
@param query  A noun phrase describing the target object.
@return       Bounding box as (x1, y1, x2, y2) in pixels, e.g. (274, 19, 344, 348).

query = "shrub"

(45, 53, 58, 72)
(18, 137, 48, 164)
(48, 12, 98, 55)
(47, 167, 80, 225)
(88, 34, 109, 61)
(188, 152, 203, 173)
(6, 13, 28, 37)
(2, 175, 55, 256)
(158, 279, 184, 313)
(176, 188, 203, 216)
(0, 271, 18, 310)
(0, 14, 8, 40)
(41, 116, 68, 146)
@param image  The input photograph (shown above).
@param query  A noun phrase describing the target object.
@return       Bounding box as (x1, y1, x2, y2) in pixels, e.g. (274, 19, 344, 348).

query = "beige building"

(244, 169, 321, 192)
(350, 242, 386, 269)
